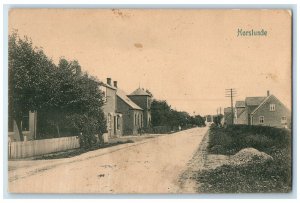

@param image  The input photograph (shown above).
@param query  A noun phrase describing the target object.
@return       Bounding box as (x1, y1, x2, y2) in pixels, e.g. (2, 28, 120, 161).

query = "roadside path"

(9, 127, 208, 193)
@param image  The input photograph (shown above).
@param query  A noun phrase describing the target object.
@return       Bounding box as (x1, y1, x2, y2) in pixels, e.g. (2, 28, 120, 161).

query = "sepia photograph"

(7, 8, 292, 194)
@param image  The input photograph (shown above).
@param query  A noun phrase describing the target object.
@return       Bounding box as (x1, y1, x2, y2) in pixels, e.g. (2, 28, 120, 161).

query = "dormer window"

(270, 104, 275, 111)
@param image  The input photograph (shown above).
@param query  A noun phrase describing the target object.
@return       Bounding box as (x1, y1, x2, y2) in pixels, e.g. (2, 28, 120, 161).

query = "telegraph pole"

(225, 88, 237, 124)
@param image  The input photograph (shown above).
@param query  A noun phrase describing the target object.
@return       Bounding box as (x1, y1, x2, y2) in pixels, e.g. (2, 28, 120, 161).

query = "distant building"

(234, 101, 247, 124)
(224, 107, 234, 125)
(204, 115, 213, 123)
(234, 91, 291, 128)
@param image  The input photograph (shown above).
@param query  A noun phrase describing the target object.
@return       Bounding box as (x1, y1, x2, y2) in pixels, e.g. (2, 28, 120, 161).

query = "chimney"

(107, 78, 112, 86)
(267, 90, 270, 96)
(113, 81, 118, 88)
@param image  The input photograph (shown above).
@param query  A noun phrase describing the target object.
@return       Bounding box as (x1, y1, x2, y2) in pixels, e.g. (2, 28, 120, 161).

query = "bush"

(199, 124, 292, 193)
(209, 125, 291, 155)
(196, 159, 291, 193)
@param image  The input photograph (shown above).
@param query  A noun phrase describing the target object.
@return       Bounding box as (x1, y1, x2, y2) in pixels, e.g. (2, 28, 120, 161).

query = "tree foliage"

(9, 32, 56, 141)
(150, 99, 205, 129)
(9, 32, 106, 147)
(213, 114, 224, 127)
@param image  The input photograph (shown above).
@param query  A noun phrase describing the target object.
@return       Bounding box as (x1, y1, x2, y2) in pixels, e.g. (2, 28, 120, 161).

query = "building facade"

(128, 88, 152, 128)
(250, 95, 291, 128)
(234, 91, 291, 128)
(224, 107, 234, 125)
(8, 111, 37, 142)
(116, 89, 144, 135)
(234, 101, 247, 125)
(100, 78, 123, 138)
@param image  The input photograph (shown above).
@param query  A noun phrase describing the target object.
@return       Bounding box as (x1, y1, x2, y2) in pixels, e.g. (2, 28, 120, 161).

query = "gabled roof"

(117, 89, 143, 110)
(224, 107, 233, 113)
(245, 97, 266, 106)
(251, 94, 290, 115)
(235, 101, 245, 108)
(129, 88, 151, 96)
(237, 108, 246, 117)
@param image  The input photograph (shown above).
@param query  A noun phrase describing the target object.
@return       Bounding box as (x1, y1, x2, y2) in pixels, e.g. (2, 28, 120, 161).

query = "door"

(114, 116, 117, 135)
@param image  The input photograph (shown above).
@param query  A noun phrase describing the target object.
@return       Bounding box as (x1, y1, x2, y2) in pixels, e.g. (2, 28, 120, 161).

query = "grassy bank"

(196, 125, 292, 193)
(34, 140, 134, 160)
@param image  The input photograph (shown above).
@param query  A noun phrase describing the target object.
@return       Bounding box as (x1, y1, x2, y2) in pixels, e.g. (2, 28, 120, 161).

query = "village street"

(9, 127, 208, 193)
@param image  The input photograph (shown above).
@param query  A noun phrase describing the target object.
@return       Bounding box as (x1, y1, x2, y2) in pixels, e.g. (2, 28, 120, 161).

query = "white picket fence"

(8, 136, 80, 159)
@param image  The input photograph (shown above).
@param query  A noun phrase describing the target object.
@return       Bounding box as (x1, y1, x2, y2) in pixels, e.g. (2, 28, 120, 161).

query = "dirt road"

(9, 127, 208, 193)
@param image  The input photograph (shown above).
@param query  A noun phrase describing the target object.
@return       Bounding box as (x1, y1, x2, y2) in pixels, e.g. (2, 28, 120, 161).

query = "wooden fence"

(8, 136, 80, 159)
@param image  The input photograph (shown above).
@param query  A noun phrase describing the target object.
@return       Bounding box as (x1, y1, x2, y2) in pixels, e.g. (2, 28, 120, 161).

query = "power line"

(225, 88, 237, 124)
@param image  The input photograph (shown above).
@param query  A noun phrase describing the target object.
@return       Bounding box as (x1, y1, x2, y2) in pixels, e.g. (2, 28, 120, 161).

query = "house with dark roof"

(116, 89, 144, 135)
(101, 78, 153, 136)
(234, 91, 291, 128)
(224, 107, 234, 125)
(128, 88, 152, 128)
(234, 100, 247, 124)
(100, 78, 123, 138)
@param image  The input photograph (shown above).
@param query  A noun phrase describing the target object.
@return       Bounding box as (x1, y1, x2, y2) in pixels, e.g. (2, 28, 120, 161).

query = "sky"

(9, 9, 292, 115)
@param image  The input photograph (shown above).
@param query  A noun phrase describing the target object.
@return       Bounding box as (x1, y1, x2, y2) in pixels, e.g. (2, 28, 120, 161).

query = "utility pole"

(225, 88, 237, 125)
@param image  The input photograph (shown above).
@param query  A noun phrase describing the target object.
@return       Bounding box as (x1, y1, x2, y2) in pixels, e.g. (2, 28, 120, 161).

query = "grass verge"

(34, 140, 134, 160)
(196, 125, 291, 193)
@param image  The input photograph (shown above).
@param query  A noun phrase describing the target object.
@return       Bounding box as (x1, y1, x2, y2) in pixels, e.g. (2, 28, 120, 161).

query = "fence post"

(8, 141, 11, 159)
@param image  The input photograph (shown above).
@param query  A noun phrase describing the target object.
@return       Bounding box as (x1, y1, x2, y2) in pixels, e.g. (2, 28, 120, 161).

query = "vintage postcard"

(7, 9, 292, 194)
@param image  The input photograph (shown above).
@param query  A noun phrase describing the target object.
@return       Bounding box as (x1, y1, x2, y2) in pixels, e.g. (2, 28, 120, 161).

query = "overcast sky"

(9, 9, 292, 115)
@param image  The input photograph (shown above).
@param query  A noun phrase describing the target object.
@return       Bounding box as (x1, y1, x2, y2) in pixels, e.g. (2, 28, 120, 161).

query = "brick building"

(116, 89, 144, 135)
(100, 78, 123, 138)
(102, 79, 152, 136)
(224, 107, 234, 125)
(234, 91, 291, 128)
(128, 88, 152, 128)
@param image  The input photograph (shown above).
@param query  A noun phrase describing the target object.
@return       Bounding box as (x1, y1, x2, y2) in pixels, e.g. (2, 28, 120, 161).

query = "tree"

(191, 115, 206, 127)
(150, 99, 206, 131)
(150, 99, 172, 127)
(145, 89, 153, 97)
(37, 58, 107, 146)
(9, 32, 56, 141)
(213, 114, 223, 127)
(9, 32, 106, 146)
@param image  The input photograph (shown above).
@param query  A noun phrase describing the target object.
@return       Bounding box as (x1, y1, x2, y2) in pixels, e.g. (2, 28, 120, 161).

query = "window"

(114, 115, 121, 131)
(107, 114, 112, 129)
(259, 116, 264, 124)
(281, 116, 287, 124)
(270, 104, 275, 111)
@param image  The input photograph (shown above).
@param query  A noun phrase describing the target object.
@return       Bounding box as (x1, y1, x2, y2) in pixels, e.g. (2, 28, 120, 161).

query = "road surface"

(9, 127, 208, 193)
